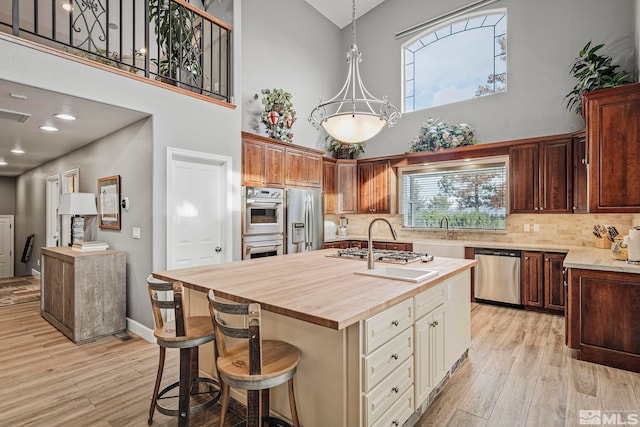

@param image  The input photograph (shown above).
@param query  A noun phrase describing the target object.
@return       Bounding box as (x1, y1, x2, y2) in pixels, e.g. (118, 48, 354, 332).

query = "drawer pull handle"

(433, 320, 439, 326)
(391, 320, 399, 327)
(391, 353, 399, 360)
(392, 421, 399, 426)
(392, 386, 399, 393)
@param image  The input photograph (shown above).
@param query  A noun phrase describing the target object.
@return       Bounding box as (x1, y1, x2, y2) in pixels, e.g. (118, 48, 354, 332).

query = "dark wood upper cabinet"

(358, 160, 391, 214)
(585, 83, 640, 213)
(285, 148, 322, 188)
(509, 138, 572, 213)
(323, 159, 357, 214)
(323, 159, 337, 214)
(242, 134, 285, 188)
(572, 130, 588, 213)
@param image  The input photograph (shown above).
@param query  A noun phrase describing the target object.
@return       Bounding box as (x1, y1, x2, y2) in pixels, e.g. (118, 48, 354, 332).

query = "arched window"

(403, 11, 507, 112)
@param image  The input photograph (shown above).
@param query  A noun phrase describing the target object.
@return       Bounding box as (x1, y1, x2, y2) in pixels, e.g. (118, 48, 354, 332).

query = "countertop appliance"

(474, 247, 522, 307)
(285, 188, 323, 254)
(327, 248, 433, 264)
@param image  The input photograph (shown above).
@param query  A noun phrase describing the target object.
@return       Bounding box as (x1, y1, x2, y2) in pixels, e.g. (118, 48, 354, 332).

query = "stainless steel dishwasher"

(474, 248, 522, 307)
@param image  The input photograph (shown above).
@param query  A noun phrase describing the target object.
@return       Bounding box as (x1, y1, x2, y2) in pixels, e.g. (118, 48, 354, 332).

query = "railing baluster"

(11, 0, 19, 36)
(52, 0, 56, 41)
(34, 0, 38, 35)
(145, 0, 150, 78)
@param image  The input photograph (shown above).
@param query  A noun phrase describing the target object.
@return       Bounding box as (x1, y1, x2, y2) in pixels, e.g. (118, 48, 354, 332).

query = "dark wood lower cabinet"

(567, 268, 640, 373)
(522, 251, 565, 314)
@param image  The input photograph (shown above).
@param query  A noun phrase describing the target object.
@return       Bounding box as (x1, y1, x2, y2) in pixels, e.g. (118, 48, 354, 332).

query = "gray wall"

(240, 0, 343, 151)
(1, 32, 241, 329)
(344, 0, 636, 158)
(636, 0, 640, 79)
(0, 177, 16, 214)
(15, 119, 153, 324)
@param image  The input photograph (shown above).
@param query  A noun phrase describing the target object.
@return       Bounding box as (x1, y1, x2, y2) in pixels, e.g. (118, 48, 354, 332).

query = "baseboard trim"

(126, 317, 155, 343)
(31, 269, 41, 278)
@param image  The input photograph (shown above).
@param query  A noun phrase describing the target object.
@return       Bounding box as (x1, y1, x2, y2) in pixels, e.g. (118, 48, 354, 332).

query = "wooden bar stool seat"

(147, 276, 221, 426)
(208, 291, 301, 427)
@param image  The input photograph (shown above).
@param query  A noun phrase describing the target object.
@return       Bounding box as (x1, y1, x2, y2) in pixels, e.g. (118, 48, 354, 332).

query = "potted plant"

(149, 0, 202, 88)
(326, 136, 365, 159)
(254, 88, 296, 143)
(408, 118, 477, 153)
(565, 41, 630, 115)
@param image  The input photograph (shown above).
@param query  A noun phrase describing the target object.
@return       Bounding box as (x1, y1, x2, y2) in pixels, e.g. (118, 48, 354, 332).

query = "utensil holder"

(595, 239, 611, 249)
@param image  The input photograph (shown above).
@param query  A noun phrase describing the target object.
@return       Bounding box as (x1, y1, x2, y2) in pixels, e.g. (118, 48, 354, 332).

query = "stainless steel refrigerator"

(285, 188, 323, 254)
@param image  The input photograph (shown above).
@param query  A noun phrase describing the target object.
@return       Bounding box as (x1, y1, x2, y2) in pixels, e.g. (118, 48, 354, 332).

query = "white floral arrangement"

(408, 118, 477, 152)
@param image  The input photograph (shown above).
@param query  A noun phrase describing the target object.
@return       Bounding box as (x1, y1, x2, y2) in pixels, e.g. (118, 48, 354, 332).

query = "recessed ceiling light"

(0, 160, 7, 166)
(62, 3, 73, 12)
(40, 125, 59, 132)
(54, 113, 76, 121)
(11, 148, 25, 154)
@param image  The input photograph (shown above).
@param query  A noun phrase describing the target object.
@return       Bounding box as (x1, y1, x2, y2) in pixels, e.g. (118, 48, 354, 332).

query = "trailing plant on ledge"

(408, 118, 477, 153)
(565, 41, 630, 115)
(326, 136, 365, 159)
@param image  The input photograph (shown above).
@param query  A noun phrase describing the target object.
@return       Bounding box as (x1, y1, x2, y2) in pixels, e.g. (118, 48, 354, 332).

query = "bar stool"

(147, 276, 221, 426)
(208, 291, 301, 427)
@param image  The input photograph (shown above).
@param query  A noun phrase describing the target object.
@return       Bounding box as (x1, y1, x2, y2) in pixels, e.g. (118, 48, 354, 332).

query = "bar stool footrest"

(155, 377, 221, 417)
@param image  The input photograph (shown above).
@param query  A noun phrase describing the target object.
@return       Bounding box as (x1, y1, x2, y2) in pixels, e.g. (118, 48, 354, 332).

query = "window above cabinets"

(403, 10, 507, 112)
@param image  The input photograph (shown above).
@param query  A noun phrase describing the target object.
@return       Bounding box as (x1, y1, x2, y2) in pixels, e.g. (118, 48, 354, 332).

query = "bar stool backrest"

(208, 291, 263, 376)
(147, 276, 186, 337)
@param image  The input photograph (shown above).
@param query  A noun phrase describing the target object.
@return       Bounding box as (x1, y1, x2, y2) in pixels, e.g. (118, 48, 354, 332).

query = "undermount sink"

(355, 266, 439, 283)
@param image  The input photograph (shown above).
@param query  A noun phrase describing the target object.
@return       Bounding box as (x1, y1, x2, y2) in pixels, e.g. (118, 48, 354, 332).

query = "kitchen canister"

(627, 228, 640, 262)
(611, 236, 628, 260)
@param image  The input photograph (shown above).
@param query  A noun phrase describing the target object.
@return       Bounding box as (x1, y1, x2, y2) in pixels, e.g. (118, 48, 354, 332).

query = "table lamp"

(58, 193, 98, 244)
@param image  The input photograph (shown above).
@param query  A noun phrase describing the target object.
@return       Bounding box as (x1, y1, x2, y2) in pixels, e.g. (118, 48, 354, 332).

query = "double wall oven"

(242, 187, 284, 259)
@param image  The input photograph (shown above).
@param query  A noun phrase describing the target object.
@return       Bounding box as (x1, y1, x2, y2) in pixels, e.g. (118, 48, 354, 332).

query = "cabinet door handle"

(392, 421, 399, 427)
(391, 353, 399, 360)
(540, 207, 544, 211)
(391, 320, 399, 327)
(534, 207, 539, 211)
(392, 386, 399, 393)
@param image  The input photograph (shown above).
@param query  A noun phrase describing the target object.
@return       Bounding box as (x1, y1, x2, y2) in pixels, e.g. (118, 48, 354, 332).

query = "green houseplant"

(149, 0, 202, 87)
(326, 137, 365, 159)
(408, 118, 477, 153)
(254, 88, 296, 143)
(565, 41, 630, 115)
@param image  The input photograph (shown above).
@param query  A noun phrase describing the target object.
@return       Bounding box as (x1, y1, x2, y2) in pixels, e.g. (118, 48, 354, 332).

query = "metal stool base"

(155, 377, 221, 418)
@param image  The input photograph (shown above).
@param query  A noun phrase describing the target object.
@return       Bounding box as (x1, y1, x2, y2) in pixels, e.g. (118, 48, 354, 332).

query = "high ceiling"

(304, 0, 386, 28)
(0, 80, 149, 177)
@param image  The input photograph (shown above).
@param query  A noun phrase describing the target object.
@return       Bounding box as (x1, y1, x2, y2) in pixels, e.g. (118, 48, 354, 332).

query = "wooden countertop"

(153, 249, 476, 330)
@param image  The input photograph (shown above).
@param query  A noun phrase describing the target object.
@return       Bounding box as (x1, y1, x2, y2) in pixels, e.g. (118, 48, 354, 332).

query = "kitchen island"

(153, 249, 476, 427)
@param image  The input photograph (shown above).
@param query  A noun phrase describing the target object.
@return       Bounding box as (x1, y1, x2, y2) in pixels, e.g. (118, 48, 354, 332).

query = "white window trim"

(400, 7, 507, 114)
(397, 155, 510, 230)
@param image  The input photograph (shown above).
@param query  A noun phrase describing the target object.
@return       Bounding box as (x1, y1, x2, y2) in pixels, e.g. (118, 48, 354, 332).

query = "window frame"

(398, 155, 510, 231)
(401, 8, 508, 113)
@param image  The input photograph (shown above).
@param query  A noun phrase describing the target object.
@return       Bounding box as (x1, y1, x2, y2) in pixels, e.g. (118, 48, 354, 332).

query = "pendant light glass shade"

(308, 0, 400, 144)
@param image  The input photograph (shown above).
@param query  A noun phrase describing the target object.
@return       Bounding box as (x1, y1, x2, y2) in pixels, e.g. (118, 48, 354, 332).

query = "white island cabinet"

(154, 250, 474, 427)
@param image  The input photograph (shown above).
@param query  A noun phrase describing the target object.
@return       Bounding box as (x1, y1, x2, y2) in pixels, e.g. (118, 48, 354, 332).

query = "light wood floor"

(1, 301, 638, 426)
(418, 304, 640, 427)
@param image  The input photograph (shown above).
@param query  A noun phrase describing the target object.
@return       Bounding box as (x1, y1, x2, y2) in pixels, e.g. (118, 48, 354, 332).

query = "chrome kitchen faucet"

(367, 218, 398, 269)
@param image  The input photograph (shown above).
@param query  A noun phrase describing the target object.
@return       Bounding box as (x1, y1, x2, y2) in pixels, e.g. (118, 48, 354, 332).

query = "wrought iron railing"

(1, 0, 231, 102)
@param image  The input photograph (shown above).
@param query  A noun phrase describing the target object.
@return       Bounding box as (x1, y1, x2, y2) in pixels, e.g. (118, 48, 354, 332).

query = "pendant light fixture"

(309, 0, 400, 144)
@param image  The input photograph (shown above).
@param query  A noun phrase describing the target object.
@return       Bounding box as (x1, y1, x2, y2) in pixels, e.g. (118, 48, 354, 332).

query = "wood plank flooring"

(418, 304, 640, 427)
(0, 301, 638, 426)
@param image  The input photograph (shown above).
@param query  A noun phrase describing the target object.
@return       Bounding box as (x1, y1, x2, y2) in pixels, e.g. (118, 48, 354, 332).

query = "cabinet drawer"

(364, 327, 413, 391)
(364, 299, 414, 353)
(386, 242, 408, 251)
(371, 387, 414, 427)
(372, 242, 387, 250)
(414, 283, 446, 320)
(364, 356, 414, 426)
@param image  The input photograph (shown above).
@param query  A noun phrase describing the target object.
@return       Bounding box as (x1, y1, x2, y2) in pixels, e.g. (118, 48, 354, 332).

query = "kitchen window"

(399, 158, 508, 230)
(403, 10, 507, 112)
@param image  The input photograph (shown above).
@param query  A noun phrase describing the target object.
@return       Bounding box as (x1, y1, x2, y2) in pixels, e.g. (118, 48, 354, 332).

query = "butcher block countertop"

(153, 249, 476, 330)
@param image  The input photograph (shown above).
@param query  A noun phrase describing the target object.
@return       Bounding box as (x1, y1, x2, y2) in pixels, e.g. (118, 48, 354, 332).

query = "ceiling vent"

(0, 108, 31, 123)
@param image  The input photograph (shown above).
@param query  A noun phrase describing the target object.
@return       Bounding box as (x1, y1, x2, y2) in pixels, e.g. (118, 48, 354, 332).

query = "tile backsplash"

(326, 213, 640, 247)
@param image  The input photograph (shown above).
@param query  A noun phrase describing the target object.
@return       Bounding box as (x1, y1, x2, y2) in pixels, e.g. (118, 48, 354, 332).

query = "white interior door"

(46, 175, 61, 247)
(167, 148, 232, 270)
(0, 215, 14, 278)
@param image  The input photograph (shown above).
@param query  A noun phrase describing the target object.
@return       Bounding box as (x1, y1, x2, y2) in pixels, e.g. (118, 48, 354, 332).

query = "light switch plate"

(524, 224, 530, 232)
(533, 224, 539, 232)
(133, 227, 141, 239)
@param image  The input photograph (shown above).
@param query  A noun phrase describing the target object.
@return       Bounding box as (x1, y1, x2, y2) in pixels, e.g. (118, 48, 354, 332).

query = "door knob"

(215, 247, 222, 253)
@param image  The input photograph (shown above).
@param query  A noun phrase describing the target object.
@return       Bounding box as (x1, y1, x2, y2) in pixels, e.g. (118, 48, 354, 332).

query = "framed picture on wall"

(98, 175, 121, 229)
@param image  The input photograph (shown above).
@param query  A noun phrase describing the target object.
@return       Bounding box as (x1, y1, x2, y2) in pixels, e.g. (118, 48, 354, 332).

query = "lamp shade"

(58, 193, 97, 215)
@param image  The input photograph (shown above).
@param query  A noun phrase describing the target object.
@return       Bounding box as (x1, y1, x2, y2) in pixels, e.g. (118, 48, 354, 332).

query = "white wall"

(240, 0, 343, 151)
(345, 0, 636, 158)
(0, 177, 16, 215)
(1, 35, 241, 329)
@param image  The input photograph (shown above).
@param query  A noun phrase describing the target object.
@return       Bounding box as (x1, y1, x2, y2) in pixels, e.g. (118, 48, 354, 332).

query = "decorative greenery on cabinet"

(254, 88, 296, 143)
(408, 118, 477, 152)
